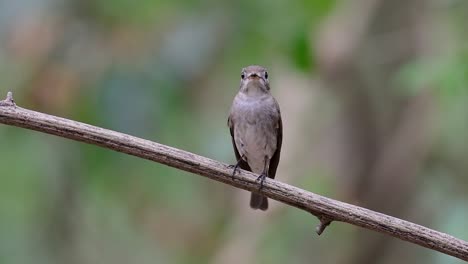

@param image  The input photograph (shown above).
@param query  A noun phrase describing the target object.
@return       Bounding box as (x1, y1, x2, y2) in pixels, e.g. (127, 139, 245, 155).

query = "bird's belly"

(235, 125, 277, 173)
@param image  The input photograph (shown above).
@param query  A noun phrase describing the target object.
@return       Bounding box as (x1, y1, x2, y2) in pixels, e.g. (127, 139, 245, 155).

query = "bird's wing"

(228, 115, 251, 171)
(268, 105, 282, 179)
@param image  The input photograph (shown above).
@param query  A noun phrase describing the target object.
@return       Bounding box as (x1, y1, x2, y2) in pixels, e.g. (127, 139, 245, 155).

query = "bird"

(228, 65, 283, 211)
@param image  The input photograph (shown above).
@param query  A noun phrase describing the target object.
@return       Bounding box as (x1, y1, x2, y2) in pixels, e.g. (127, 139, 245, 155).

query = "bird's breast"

(231, 94, 279, 173)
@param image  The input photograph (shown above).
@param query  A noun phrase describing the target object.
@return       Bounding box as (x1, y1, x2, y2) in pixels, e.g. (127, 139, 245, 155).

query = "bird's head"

(239, 65, 270, 95)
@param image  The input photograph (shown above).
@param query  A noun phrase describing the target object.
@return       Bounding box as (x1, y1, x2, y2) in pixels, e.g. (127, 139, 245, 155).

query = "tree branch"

(0, 92, 467, 261)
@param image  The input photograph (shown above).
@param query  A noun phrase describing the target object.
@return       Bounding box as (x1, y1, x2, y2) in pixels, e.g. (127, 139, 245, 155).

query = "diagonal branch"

(0, 92, 467, 261)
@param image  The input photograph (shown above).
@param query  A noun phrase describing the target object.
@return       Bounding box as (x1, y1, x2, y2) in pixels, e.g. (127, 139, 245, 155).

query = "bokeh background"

(0, 0, 467, 263)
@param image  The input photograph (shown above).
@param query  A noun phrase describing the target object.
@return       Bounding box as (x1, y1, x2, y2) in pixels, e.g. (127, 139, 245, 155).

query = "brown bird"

(228, 65, 283, 210)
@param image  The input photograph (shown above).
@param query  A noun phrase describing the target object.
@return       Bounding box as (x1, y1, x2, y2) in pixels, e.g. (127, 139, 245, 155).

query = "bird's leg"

(228, 156, 245, 179)
(256, 156, 270, 189)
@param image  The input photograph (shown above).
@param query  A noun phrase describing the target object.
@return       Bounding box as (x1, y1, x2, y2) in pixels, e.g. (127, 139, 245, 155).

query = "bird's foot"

(228, 163, 240, 180)
(256, 172, 267, 189)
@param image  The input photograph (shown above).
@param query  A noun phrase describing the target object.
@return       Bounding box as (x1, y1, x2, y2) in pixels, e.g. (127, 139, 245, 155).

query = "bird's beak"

(247, 73, 260, 79)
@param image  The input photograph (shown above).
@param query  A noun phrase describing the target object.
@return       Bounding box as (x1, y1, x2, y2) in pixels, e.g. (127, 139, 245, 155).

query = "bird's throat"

(243, 83, 267, 97)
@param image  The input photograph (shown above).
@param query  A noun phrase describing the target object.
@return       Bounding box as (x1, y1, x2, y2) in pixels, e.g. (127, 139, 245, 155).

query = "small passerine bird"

(228, 65, 283, 211)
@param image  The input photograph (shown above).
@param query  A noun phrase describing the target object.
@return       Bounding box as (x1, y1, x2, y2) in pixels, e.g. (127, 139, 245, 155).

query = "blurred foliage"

(396, 55, 468, 98)
(0, 0, 467, 264)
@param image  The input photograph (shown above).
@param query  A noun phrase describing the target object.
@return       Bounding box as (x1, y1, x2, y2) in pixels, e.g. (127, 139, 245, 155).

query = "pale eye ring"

(241, 73, 245, 79)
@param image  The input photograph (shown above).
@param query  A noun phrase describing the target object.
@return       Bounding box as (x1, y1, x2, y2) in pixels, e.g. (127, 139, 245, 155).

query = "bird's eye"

(264, 71, 268, 79)
(241, 73, 245, 79)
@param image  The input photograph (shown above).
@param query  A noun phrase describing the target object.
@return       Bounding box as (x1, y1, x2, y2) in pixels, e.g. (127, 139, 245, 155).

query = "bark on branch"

(0, 92, 467, 261)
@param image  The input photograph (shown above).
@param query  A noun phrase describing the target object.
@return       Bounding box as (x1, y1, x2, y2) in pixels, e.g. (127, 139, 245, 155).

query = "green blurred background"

(0, 0, 467, 263)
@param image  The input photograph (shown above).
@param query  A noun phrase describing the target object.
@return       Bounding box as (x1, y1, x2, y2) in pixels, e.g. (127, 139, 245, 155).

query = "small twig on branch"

(316, 215, 332, 236)
(0, 92, 467, 261)
(0, 91, 15, 107)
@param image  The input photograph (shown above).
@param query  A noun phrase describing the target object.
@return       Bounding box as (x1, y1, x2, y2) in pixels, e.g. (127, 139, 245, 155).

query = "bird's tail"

(250, 193, 268, 210)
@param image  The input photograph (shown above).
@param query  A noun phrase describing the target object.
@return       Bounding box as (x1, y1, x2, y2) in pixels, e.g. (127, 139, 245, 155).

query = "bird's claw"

(228, 164, 239, 179)
(256, 173, 267, 189)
